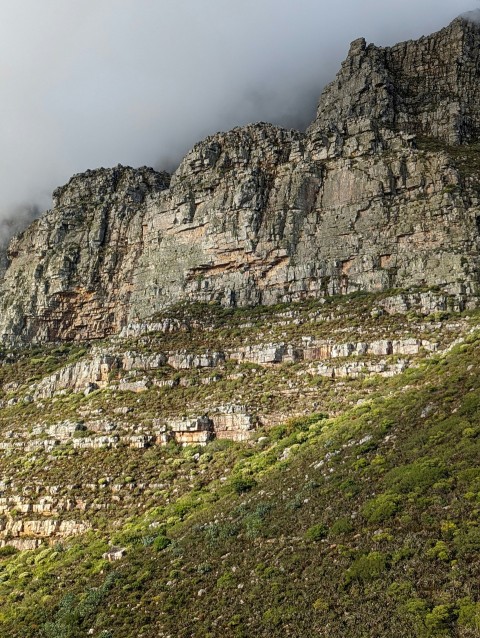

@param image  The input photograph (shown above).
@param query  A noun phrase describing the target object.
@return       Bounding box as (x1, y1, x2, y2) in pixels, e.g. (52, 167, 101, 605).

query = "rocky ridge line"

(0, 15, 480, 343)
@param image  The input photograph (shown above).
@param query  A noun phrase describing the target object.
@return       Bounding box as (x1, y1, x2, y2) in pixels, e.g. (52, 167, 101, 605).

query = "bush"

(169, 492, 203, 519)
(305, 523, 328, 541)
(243, 503, 272, 539)
(387, 580, 413, 599)
(385, 459, 448, 494)
(457, 597, 480, 630)
(440, 521, 457, 540)
(454, 524, 480, 556)
(263, 605, 297, 627)
(362, 493, 400, 523)
(269, 425, 288, 441)
(312, 597, 330, 612)
(426, 540, 450, 562)
(345, 551, 387, 585)
(0, 545, 18, 558)
(206, 439, 233, 453)
(231, 476, 257, 495)
(43, 573, 117, 638)
(152, 535, 171, 552)
(424, 604, 455, 632)
(330, 517, 354, 536)
(216, 572, 236, 589)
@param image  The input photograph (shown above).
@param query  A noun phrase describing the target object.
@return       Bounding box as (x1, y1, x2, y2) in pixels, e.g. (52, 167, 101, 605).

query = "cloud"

(462, 8, 480, 22)
(0, 0, 473, 235)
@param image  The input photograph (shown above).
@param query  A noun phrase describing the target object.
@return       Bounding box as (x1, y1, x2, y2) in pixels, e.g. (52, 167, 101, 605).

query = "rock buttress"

(1, 15, 480, 342)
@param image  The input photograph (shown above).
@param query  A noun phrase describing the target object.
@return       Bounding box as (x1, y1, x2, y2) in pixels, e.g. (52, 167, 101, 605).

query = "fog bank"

(0, 0, 474, 239)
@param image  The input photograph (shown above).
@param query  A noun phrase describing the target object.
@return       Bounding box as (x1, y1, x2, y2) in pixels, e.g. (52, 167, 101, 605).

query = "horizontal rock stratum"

(2, 14, 480, 342)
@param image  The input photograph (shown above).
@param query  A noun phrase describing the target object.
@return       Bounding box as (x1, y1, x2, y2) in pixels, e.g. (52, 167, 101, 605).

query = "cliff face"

(1, 167, 170, 341)
(2, 14, 480, 342)
(308, 15, 480, 148)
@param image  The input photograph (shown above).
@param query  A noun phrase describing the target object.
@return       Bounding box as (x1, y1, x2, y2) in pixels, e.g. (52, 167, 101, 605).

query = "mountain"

(0, 14, 479, 638)
(2, 14, 480, 343)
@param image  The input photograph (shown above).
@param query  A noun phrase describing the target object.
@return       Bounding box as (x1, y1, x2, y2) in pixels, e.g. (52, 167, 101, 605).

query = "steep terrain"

(0, 289, 468, 552)
(0, 293, 479, 637)
(1, 15, 480, 342)
(0, 12, 480, 638)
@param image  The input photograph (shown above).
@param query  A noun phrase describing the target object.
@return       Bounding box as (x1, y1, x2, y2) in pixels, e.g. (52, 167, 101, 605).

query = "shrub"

(206, 439, 234, 453)
(231, 476, 257, 494)
(385, 459, 448, 494)
(453, 524, 480, 556)
(196, 563, 212, 574)
(339, 478, 361, 497)
(243, 502, 272, 539)
(387, 580, 413, 599)
(362, 493, 400, 523)
(43, 573, 117, 638)
(344, 551, 387, 585)
(216, 572, 236, 589)
(0, 546, 18, 558)
(424, 604, 455, 632)
(312, 597, 330, 612)
(457, 597, 480, 630)
(152, 535, 171, 552)
(168, 492, 203, 519)
(440, 521, 457, 540)
(426, 540, 450, 562)
(391, 545, 414, 564)
(141, 536, 156, 547)
(269, 425, 288, 441)
(403, 597, 429, 618)
(305, 523, 328, 541)
(203, 521, 240, 544)
(263, 606, 296, 627)
(330, 517, 354, 537)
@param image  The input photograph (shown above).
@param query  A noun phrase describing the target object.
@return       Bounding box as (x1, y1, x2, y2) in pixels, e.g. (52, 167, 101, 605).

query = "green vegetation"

(0, 293, 479, 636)
(305, 523, 328, 541)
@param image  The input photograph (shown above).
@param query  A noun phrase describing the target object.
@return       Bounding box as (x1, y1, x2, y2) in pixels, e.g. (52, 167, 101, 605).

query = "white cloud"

(0, 0, 473, 228)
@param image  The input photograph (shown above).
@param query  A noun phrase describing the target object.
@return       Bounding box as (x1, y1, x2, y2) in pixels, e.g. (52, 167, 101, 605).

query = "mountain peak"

(308, 12, 480, 150)
(1, 16, 480, 342)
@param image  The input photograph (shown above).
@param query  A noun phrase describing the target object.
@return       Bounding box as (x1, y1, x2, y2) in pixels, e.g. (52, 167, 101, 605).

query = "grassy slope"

(0, 322, 479, 637)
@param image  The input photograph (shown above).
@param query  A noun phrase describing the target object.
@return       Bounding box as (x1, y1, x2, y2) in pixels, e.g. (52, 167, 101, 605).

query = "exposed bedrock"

(1, 15, 480, 342)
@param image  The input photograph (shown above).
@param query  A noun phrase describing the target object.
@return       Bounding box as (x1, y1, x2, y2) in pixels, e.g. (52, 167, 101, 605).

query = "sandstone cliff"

(1, 14, 480, 342)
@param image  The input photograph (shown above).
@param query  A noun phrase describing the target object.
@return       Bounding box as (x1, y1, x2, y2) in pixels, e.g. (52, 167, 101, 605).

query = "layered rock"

(1, 15, 480, 342)
(0, 289, 472, 548)
(0, 166, 170, 342)
(307, 13, 480, 151)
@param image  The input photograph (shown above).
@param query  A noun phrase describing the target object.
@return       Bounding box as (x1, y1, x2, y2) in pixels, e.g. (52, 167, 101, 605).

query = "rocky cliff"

(2, 14, 480, 342)
(0, 289, 473, 551)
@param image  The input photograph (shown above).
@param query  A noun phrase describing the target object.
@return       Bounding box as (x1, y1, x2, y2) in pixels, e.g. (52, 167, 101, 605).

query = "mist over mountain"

(0, 0, 474, 238)
(1, 8, 480, 636)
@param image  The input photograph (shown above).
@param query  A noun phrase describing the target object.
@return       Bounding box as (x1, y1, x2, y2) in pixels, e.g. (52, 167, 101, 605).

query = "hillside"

(0, 291, 477, 636)
(0, 12, 480, 638)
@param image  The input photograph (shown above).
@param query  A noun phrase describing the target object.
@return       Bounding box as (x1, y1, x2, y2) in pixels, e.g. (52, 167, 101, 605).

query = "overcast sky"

(0, 0, 475, 233)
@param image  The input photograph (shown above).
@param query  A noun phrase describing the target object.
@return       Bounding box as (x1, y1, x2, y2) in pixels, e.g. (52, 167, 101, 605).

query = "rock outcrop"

(308, 14, 480, 149)
(0, 285, 472, 548)
(1, 15, 480, 342)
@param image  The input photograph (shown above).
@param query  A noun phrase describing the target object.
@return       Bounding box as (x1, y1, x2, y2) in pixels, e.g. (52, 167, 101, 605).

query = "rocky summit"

(1, 14, 480, 638)
(2, 15, 480, 343)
